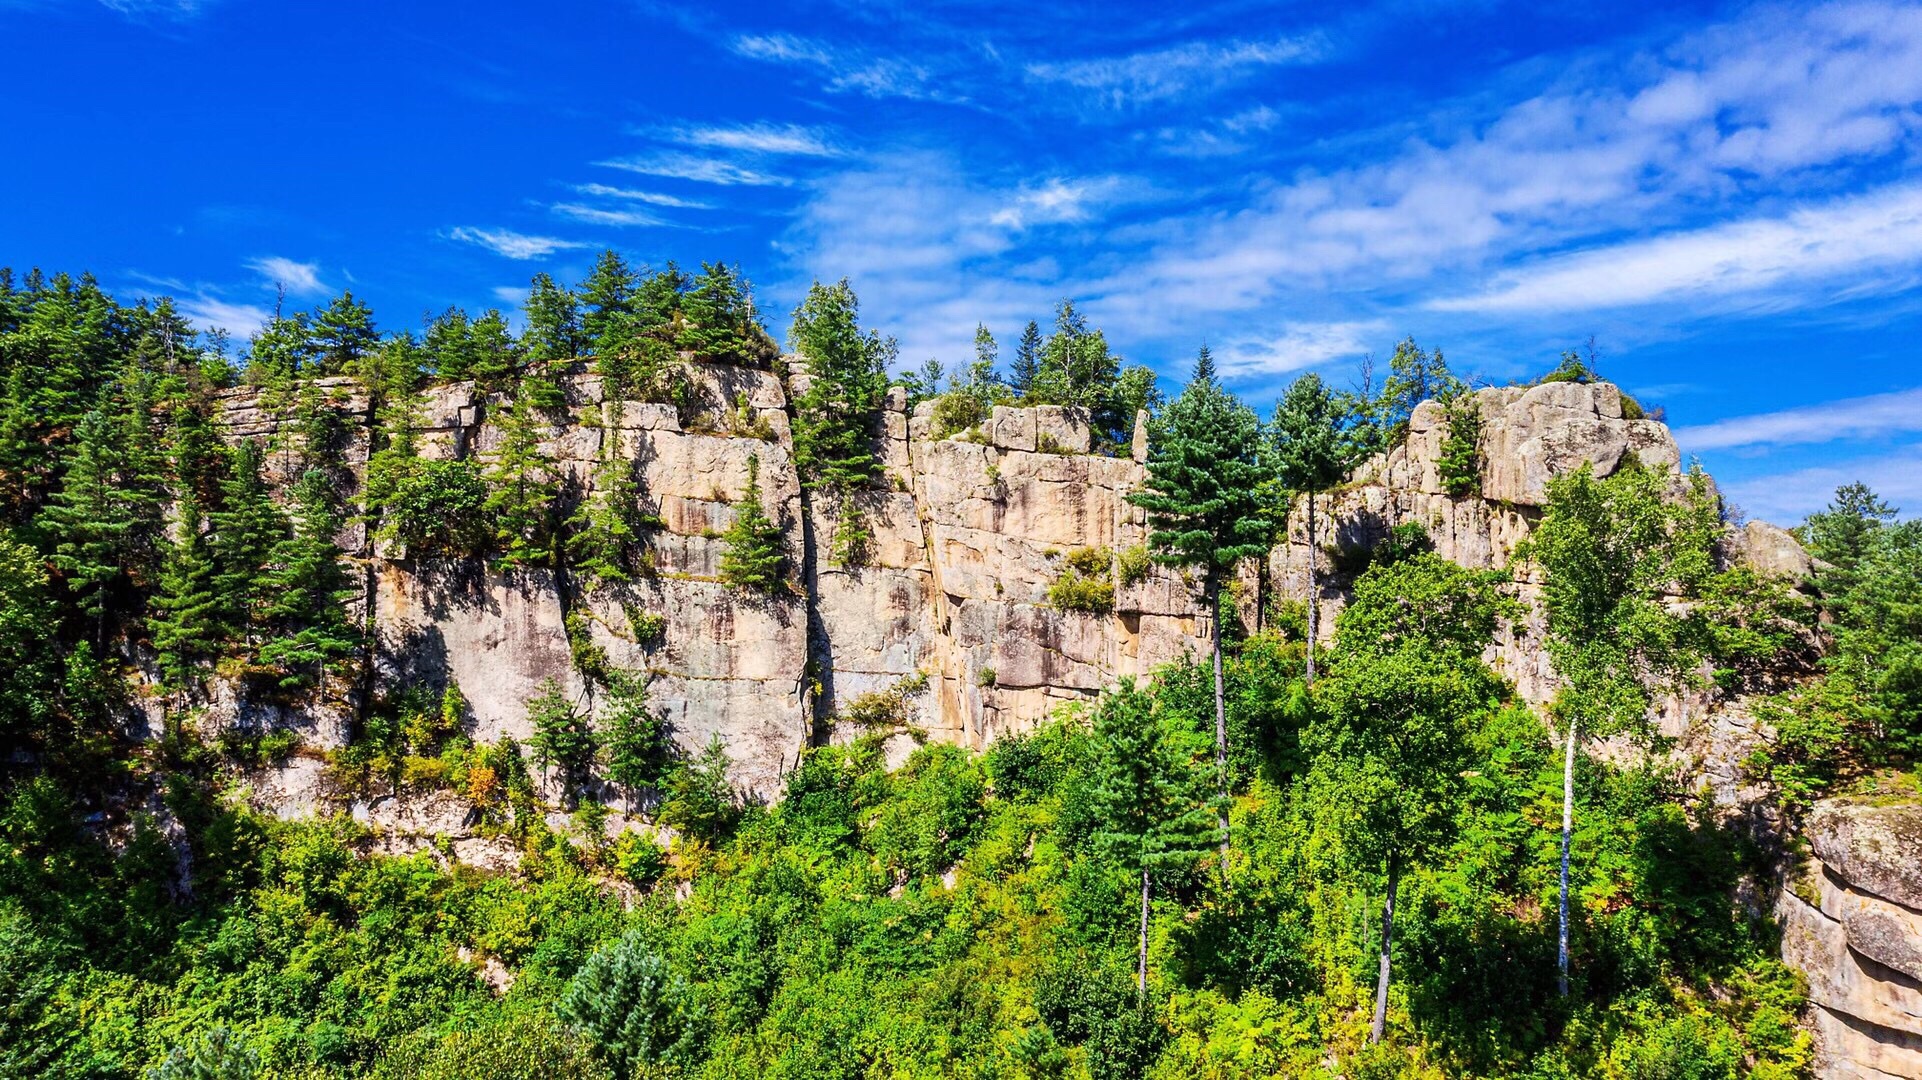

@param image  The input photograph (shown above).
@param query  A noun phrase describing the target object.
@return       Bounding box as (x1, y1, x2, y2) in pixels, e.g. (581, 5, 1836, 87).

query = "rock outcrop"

(1781, 800, 1922, 1080)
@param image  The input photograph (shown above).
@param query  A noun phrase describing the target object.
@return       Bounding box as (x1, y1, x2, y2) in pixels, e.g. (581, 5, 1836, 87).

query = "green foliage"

(718, 453, 787, 592)
(386, 458, 489, 556)
(148, 1026, 261, 1080)
(658, 735, 739, 845)
(311, 293, 377, 376)
(483, 390, 559, 569)
(529, 678, 596, 805)
(1089, 681, 1218, 876)
(1803, 486, 1922, 757)
(151, 499, 224, 687)
(1378, 338, 1461, 434)
(789, 279, 891, 494)
(1049, 566, 1116, 614)
(1133, 348, 1272, 589)
(601, 670, 672, 802)
(257, 469, 359, 688)
(1436, 389, 1483, 497)
(372, 1015, 610, 1080)
(561, 928, 707, 1076)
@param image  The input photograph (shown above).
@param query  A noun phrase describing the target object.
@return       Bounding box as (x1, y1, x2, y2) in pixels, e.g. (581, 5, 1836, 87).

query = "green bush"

(386, 458, 489, 555)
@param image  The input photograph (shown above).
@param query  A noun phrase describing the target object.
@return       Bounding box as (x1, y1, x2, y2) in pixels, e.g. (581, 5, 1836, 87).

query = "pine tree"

(600, 669, 670, 811)
(788, 280, 889, 494)
(1086, 680, 1217, 997)
(580, 250, 638, 352)
(527, 677, 596, 806)
(40, 409, 139, 641)
(1268, 373, 1350, 683)
(523, 273, 586, 364)
(679, 261, 753, 360)
(482, 392, 559, 569)
(311, 292, 377, 374)
(1127, 347, 1271, 848)
(566, 450, 639, 588)
(246, 304, 314, 384)
(210, 440, 289, 648)
(425, 308, 476, 382)
(466, 309, 521, 390)
(718, 453, 786, 592)
(151, 498, 223, 689)
(257, 469, 358, 689)
(1805, 482, 1896, 598)
(558, 928, 704, 1075)
(634, 263, 689, 335)
(1011, 320, 1042, 401)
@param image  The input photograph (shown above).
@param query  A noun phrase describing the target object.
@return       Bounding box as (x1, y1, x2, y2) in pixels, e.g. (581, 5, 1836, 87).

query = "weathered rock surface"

(1782, 799, 1922, 1079)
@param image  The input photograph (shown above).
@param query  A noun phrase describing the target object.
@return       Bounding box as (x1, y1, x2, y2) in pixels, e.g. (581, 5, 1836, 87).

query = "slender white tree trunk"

(1305, 494, 1318, 684)
(1138, 867, 1152, 999)
(1559, 719, 1577, 998)
(1210, 577, 1230, 855)
(1371, 850, 1400, 1044)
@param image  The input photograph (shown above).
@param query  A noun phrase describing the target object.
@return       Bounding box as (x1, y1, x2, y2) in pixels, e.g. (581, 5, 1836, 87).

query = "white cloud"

(1430, 184, 1922, 313)
(1026, 35, 1322, 107)
(988, 178, 1120, 229)
(492, 285, 530, 307)
(668, 122, 841, 157)
(572, 183, 711, 209)
(550, 203, 670, 227)
(97, 0, 207, 19)
(177, 295, 270, 339)
(1719, 443, 1922, 526)
(244, 256, 327, 297)
(1674, 386, 1922, 451)
(1215, 320, 1387, 379)
(728, 32, 947, 102)
(598, 153, 790, 186)
(447, 226, 592, 260)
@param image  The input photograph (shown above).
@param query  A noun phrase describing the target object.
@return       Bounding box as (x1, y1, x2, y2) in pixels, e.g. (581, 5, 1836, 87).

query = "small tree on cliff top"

(1267, 372, 1348, 684)
(1128, 346, 1270, 851)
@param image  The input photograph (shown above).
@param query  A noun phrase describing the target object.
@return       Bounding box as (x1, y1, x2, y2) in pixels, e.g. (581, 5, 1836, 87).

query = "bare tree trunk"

(1210, 576, 1230, 855)
(1138, 867, 1152, 1000)
(1305, 494, 1318, 684)
(1559, 720, 1577, 998)
(1371, 849, 1401, 1044)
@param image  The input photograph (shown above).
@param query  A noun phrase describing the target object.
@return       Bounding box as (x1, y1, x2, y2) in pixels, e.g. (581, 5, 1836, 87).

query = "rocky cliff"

(196, 362, 1916, 1078)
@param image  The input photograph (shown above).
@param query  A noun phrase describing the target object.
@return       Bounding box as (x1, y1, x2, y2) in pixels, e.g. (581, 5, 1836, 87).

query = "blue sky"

(4, 0, 1921, 525)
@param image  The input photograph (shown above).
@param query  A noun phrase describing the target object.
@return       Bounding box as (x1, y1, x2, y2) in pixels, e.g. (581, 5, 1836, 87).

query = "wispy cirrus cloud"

(1720, 443, 1922, 525)
(177, 295, 270, 339)
(1673, 387, 1922, 451)
(572, 183, 712, 209)
(244, 255, 328, 297)
(658, 121, 843, 157)
(1215, 320, 1388, 380)
(597, 152, 792, 187)
(446, 226, 592, 259)
(1025, 35, 1324, 107)
(1429, 184, 1922, 314)
(550, 202, 685, 228)
(729, 32, 953, 102)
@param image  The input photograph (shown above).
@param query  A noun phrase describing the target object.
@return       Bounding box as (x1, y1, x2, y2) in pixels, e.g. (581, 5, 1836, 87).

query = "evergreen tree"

(559, 927, 705, 1077)
(40, 409, 140, 640)
(524, 273, 586, 364)
(566, 450, 640, 588)
(483, 392, 559, 569)
(311, 292, 377, 374)
(580, 251, 638, 353)
(1011, 320, 1042, 401)
(246, 304, 314, 384)
(788, 280, 890, 494)
(1804, 482, 1896, 598)
(1127, 347, 1271, 848)
(1086, 680, 1217, 997)
(210, 440, 287, 649)
(600, 670, 670, 811)
(718, 454, 786, 592)
(1032, 300, 1118, 414)
(424, 308, 476, 382)
(658, 734, 738, 844)
(151, 499, 223, 689)
(257, 469, 359, 689)
(466, 309, 521, 390)
(1267, 373, 1350, 683)
(679, 261, 754, 361)
(528, 677, 596, 805)
(634, 263, 688, 335)
(148, 1025, 261, 1080)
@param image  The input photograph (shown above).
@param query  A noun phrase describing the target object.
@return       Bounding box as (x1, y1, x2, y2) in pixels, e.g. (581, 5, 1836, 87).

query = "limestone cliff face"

(205, 370, 1750, 792)
(1781, 801, 1922, 1080)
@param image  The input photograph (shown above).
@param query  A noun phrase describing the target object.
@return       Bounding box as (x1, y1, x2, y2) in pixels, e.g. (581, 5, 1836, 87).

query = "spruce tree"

(210, 440, 289, 648)
(483, 391, 559, 569)
(788, 280, 889, 494)
(1267, 373, 1349, 683)
(559, 928, 704, 1075)
(718, 454, 786, 592)
(151, 498, 223, 689)
(246, 306, 314, 384)
(311, 292, 377, 374)
(425, 308, 476, 382)
(258, 469, 359, 689)
(523, 273, 586, 364)
(566, 450, 640, 588)
(466, 309, 521, 390)
(580, 250, 638, 352)
(679, 261, 753, 361)
(1011, 320, 1042, 401)
(528, 677, 596, 806)
(1087, 680, 1217, 997)
(1127, 346, 1271, 848)
(40, 409, 139, 641)
(600, 669, 670, 811)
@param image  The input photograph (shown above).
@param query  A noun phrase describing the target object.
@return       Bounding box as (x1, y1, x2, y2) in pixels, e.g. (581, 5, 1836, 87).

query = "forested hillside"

(0, 260, 1916, 1079)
